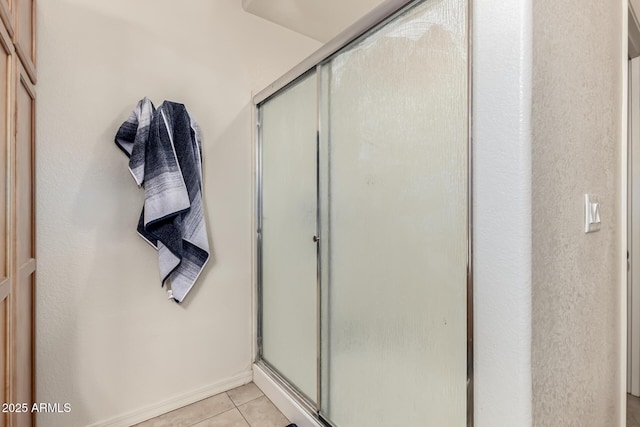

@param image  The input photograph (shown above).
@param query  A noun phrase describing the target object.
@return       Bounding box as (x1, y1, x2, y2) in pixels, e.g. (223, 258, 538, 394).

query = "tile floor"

(630, 394, 640, 427)
(133, 391, 640, 426)
(134, 382, 291, 427)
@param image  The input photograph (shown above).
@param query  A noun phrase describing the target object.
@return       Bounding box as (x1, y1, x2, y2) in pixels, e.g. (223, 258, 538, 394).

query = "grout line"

(178, 393, 239, 427)
(225, 389, 254, 426)
(153, 385, 280, 427)
(236, 395, 291, 424)
(236, 404, 252, 427)
(186, 408, 243, 427)
(225, 384, 266, 409)
(234, 394, 266, 409)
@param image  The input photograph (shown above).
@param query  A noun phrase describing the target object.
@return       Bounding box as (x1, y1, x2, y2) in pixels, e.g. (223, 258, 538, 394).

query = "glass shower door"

(319, 0, 469, 425)
(260, 72, 318, 404)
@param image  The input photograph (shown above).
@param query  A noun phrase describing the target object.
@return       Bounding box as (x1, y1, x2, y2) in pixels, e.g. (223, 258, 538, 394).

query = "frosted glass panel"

(261, 73, 317, 402)
(320, 0, 468, 425)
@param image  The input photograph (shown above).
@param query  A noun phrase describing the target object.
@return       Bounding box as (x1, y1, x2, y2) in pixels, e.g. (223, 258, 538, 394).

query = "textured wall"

(35, 1, 320, 426)
(531, 0, 623, 425)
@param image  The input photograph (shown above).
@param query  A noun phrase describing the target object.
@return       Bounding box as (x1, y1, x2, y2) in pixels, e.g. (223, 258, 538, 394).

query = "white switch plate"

(585, 194, 601, 233)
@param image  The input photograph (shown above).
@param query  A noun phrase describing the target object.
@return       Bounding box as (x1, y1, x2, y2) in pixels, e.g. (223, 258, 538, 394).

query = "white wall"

(242, 0, 385, 42)
(473, 0, 533, 425)
(35, 1, 320, 426)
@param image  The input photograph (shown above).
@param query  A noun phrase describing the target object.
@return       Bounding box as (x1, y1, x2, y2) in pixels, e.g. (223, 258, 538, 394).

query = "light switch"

(584, 194, 601, 233)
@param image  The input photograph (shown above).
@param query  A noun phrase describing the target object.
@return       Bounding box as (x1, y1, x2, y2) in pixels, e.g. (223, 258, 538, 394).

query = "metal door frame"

(254, 1, 473, 425)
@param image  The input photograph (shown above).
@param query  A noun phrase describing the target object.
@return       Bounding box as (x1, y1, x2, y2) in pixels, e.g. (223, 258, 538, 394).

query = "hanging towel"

(115, 97, 210, 303)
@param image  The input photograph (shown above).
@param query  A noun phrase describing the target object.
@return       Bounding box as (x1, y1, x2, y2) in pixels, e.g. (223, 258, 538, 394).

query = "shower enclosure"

(255, 0, 471, 425)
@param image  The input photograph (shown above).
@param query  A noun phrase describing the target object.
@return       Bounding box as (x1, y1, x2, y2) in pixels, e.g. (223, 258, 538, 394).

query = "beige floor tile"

(630, 394, 640, 427)
(134, 393, 235, 427)
(191, 408, 250, 427)
(237, 395, 289, 427)
(226, 382, 264, 406)
(630, 394, 640, 409)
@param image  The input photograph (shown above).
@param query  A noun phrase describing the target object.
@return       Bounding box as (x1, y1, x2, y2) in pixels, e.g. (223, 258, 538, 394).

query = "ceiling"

(242, 0, 385, 42)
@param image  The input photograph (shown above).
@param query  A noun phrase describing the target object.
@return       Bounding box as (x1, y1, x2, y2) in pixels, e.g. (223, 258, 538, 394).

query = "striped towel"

(115, 97, 210, 303)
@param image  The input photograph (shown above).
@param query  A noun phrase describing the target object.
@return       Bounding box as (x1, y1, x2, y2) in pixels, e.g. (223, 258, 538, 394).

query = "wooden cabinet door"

(12, 0, 32, 83)
(0, 0, 13, 39)
(0, 15, 12, 427)
(12, 61, 34, 427)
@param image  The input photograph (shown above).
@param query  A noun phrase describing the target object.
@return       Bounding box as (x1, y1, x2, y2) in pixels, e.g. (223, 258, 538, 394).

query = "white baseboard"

(253, 364, 323, 427)
(87, 371, 253, 427)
